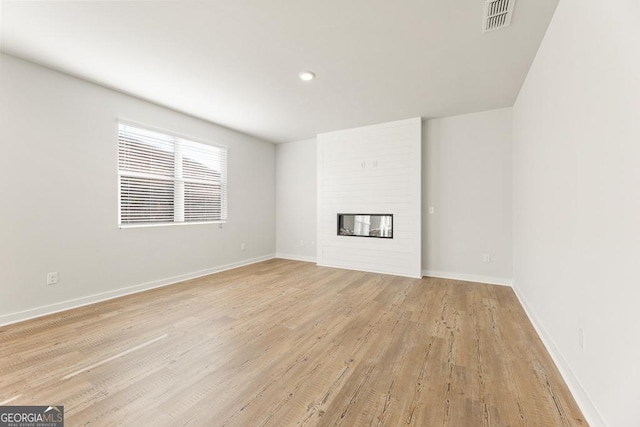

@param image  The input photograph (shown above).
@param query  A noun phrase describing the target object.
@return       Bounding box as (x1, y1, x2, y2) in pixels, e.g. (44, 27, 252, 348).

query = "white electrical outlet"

(579, 328, 585, 350)
(428, 206, 435, 214)
(47, 272, 58, 285)
(240, 242, 246, 251)
(483, 254, 491, 263)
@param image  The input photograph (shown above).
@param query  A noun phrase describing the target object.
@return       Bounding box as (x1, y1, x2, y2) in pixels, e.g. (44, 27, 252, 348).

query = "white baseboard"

(422, 269, 512, 287)
(512, 286, 606, 427)
(0, 254, 275, 327)
(317, 262, 422, 279)
(275, 253, 317, 263)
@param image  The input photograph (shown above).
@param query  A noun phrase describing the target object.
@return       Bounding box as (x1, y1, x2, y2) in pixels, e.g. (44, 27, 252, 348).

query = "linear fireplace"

(337, 214, 393, 238)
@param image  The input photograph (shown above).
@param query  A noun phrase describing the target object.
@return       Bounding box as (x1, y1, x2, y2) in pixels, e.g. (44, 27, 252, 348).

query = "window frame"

(117, 119, 228, 229)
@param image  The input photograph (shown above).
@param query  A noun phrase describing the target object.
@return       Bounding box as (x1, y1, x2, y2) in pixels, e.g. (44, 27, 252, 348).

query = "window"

(117, 122, 227, 227)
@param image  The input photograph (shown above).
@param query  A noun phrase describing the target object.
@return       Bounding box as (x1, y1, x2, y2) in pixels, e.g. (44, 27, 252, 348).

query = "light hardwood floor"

(0, 259, 586, 426)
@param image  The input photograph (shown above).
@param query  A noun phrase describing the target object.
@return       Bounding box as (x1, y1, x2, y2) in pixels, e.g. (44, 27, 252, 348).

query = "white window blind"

(118, 122, 227, 226)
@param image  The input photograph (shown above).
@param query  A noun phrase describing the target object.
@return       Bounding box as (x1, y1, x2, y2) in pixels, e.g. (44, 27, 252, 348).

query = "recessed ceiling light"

(298, 71, 315, 81)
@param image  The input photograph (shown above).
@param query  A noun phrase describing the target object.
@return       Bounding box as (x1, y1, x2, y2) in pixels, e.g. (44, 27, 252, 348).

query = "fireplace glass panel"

(337, 214, 393, 238)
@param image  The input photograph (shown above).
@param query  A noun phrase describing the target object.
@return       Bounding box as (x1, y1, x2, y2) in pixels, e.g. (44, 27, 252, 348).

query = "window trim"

(116, 118, 228, 229)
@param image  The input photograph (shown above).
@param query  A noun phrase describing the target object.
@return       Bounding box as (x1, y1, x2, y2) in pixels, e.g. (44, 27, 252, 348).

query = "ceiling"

(0, 0, 559, 143)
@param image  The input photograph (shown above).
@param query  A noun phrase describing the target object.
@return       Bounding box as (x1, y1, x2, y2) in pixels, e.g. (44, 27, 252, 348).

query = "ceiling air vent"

(483, 0, 515, 32)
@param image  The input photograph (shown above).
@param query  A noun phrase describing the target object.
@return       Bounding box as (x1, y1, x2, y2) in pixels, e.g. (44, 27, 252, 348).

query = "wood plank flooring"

(0, 259, 587, 426)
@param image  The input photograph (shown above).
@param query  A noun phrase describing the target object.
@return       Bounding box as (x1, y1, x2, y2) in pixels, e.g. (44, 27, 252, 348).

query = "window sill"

(118, 220, 227, 229)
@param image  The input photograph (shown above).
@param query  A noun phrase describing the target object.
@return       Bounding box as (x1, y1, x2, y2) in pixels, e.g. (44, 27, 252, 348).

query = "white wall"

(0, 54, 276, 325)
(276, 112, 513, 282)
(275, 139, 317, 262)
(423, 108, 512, 285)
(317, 118, 422, 278)
(512, 0, 640, 425)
